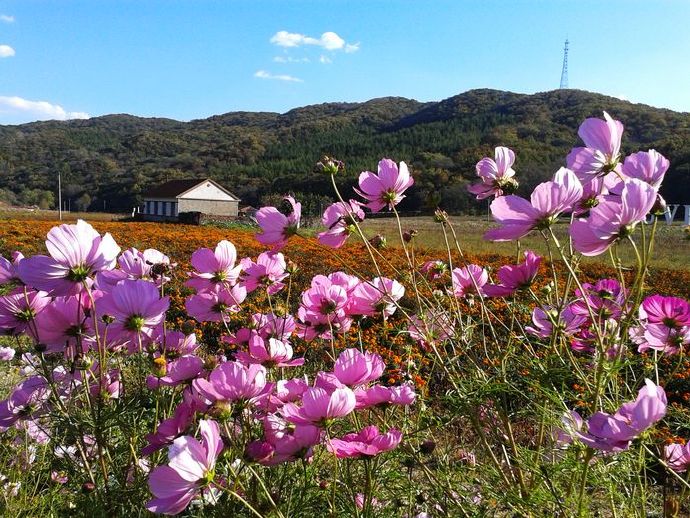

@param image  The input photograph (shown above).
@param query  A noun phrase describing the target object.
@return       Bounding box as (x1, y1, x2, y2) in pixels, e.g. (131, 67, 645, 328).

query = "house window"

(157, 201, 163, 215)
(173, 202, 178, 216)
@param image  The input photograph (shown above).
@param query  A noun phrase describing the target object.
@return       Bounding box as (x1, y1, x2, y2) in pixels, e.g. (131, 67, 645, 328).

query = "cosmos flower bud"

(369, 234, 387, 249)
(402, 229, 418, 243)
(651, 194, 667, 216)
(433, 209, 449, 224)
(420, 439, 436, 455)
(315, 155, 345, 175)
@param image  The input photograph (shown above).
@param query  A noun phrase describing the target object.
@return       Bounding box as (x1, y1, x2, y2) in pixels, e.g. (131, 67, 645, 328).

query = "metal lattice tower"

(559, 39, 569, 89)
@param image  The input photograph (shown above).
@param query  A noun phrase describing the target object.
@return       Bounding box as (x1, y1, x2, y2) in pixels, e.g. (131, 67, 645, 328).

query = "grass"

(360, 215, 690, 270)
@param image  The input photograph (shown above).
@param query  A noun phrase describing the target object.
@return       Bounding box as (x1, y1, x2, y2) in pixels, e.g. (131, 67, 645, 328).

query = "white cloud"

(273, 56, 310, 64)
(269, 30, 359, 52)
(0, 15, 14, 23)
(319, 55, 332, 64)
(0, 45, 15, 58)
(0, 96, 90, 124)
(254, 70, 303, 83)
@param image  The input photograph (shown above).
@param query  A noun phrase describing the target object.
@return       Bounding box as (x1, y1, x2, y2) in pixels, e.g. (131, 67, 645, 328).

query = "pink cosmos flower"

(318, 200, 365, 248)
(0, 376, 51, 428)
(0, 252, 23, 284)
(485, 168, 582, 241)
(147, 355, 205, 389)
(639, 295, 690, 328)
(0, 290, 50, 336)
(147, 419, 223, 515)
(34, 295, 94, 354)
(236, 334, 304, 368)
(407, 311, 454, 350)
(354, 383, 417, 409)
(570, 179, 657, 256)
(451, 264, 488, 298)
(665, 443, 690, 472)
(327, 425, 402, 458)
(354, 158, 414, 212)
(186, 240, 242, 292)
(253, 415, 322, 465)
(18, 220, 120, 296)
(98, 279, 170, 344)
(566, 112, 624, 182)
(467, 146, 518, 199)
(577, 379, 667, 452)
(350, 277, 405, 318)
(251, 312, 296, 342)
(283, 386, 356, 426)
(185, 284, 247, 323)
(609, 149, 669, 193)
(525, 306, 587, 339)
(192, 361, 267, 409)
(255, 195, 301, 251)
(637, 325, 690, 355)
(240, 252, 288, 295)
(484, 251, 541, 297)
(570, 278, 628, 320)
(0, 346, 15, 361)
(420, 260, 447, 281)
(334, 348, 385, 386)
(143, 401, 197, 456)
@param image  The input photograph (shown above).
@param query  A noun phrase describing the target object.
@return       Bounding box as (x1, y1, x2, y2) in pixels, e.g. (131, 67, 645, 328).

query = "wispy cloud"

(0, 96, 90, 124)
(273, 56, 310, 64)
(254, 70, 303, 83)
(0, 45, 15, 58)
(319, 55, 332, 64)
(0, 15, 14, 23)
(270, 31, 360, 52)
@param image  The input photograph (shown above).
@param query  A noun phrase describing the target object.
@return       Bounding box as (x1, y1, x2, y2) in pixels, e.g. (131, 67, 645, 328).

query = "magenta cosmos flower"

(484, 251, 541, 297)
(327, 425, 402, 458)
(186, 240, 242, 293)
(566, 111, 624, 182)
(317, 200, 365, 248)
(143, 400, 198, 456)
(192, 361, 267, 410)
(350, 277, 405, 318)
(485, 168, 582, 241)
(18, 220, 120, 296)
(34, 295, 94, 354)
(236, 334, 304, 368)
(0, 290, 50, 336)
(613, 149, 669, 193)
(185, 284, 247, 323)
(0, 251, 23, 284)
(147, 419, 223, 515)
(570, 179, 657, 256)
(468, 146, 518, 199)
(98, 279, 170, 344)
(665, 443, 690, 472)
(283, 386, 356, 427)
(354, 158, 414, 212)
(576, 379, 667, 452)
(240, 252, 288, 295)
(451, 264, 488, 298)
(255, 196, 301, 250)
(334, 348, 385, 387)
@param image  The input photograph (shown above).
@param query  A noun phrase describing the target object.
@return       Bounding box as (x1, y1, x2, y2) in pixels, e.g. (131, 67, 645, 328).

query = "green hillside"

(0, 88, 688, 214)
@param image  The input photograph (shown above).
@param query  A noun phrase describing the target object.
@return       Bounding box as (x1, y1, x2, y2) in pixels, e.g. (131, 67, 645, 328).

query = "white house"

(141, 178, 240, 221)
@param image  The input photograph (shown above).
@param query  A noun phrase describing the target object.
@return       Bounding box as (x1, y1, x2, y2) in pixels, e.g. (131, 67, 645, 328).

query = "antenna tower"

(559, 39, 569, 89)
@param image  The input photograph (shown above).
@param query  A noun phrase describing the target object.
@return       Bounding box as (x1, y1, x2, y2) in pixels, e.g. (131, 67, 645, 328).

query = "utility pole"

(58, 168, 62, 220)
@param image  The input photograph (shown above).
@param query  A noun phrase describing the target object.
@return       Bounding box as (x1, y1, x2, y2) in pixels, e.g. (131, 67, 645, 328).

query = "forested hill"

(1, 88, 689, 214)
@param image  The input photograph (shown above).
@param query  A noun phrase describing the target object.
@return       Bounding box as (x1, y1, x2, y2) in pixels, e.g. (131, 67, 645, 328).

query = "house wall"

(142, 197, 178, 221)
(179, 181, 238, 202)
(178, 198, 239, 216)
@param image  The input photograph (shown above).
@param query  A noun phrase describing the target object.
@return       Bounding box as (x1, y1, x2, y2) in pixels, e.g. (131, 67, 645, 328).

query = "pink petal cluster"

(468, 146, 518, 199)
(326, 425, 402, 458)
(255, 195, 301, 250)
(318, 200, 365, 248)
(485, 168, 582, 241)
(566, 111, 624, 182)
(354, 158, 414, 212)
(484, 251, 541, 297)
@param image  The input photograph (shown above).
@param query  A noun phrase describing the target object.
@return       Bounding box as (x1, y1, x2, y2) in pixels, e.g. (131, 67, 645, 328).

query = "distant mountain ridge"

(0, 89, 688, 213)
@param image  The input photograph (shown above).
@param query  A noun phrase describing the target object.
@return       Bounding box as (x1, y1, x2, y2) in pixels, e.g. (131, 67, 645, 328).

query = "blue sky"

(0, 0, 688, 124)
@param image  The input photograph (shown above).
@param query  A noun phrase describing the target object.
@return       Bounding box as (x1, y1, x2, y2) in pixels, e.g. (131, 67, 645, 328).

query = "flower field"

(1, 113, 690, 517)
